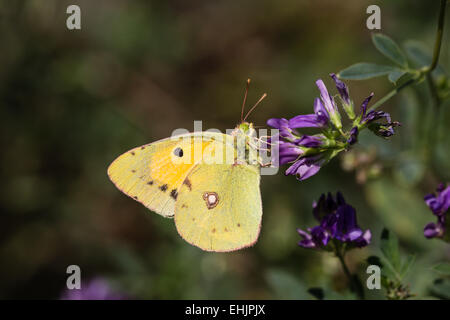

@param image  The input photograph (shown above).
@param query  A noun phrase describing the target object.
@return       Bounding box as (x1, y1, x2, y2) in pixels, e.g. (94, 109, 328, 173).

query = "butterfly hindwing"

(174, 163, 262, 252)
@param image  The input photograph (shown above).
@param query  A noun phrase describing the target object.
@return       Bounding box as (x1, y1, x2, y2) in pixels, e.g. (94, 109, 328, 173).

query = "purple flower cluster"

(297, 192, 371, 250)
(267, 73, 400, 181)
(423, 183, 450, 240)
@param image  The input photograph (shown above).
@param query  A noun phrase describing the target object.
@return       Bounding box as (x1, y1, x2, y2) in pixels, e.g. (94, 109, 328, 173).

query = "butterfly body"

(107, 122, 263, 252)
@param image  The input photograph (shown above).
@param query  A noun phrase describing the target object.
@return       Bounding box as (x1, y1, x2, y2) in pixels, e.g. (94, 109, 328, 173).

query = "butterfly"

(107, 80, 269, 252)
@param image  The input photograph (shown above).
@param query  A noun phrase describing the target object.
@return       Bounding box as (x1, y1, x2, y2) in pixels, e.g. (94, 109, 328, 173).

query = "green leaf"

(338, 63, 396, 80)
(399, 255, 416, 279)
(404, 41, 432, 68)
(432, 263, 450, 276)
(380, 228, 401, 270)
(372, 33, 408, 68)
(404, 40, 446, 76)
(366, 178, 430, 246)
(378, 229, 415, 285)
(388, 70, 406, 84)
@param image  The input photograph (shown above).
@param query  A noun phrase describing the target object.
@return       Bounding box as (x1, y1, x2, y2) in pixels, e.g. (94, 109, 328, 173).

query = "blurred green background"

(0, 0, 449, 299)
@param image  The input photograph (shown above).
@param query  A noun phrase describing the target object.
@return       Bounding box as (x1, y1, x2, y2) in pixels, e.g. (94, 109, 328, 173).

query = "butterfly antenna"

(243, 93, 267, 122)
(241, 78, 251, 123)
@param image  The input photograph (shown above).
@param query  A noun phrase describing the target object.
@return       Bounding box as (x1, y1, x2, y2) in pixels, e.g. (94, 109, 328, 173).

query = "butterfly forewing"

(107, 133, 235, 218)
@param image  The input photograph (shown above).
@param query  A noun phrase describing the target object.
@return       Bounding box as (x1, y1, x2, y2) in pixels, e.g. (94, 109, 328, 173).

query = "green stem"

(426, 0, 447, 73)
(368, 0, 447, 112)
(367, 78, 415, 112)
(336, 251, 352, 280)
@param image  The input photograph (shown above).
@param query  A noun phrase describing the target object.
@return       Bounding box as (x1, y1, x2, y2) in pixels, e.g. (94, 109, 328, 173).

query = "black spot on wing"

(170, 189, 178, 200)
(147, 180, 153, 185)
(173, 147, 183, 157)
(159, 184, 168, 192)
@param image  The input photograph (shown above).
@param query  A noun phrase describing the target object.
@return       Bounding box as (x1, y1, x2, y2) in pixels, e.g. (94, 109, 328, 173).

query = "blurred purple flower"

(61, 278, 126, 300)
(297, 192, 371, 250)
(423, 183, 450, 240)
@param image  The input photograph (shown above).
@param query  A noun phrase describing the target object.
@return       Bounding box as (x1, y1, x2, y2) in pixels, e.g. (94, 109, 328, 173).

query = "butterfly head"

(233, 121, 256, 139)
(238, 121, 254, 134)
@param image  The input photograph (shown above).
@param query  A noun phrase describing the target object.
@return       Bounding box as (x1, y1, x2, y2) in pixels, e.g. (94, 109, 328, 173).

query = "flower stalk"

(335, 248, 365, 300)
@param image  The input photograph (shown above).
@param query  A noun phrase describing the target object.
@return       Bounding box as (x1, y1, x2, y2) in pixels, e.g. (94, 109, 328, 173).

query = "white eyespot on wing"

(203, 191, 219, 209)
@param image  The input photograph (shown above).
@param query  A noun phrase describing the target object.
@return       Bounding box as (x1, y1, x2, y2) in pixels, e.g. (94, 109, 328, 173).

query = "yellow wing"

(174, 163, 262, 252)
(107, 132, 235, 218)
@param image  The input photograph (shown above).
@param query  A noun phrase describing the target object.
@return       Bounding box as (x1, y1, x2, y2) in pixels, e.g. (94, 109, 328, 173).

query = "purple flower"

(357, 93, 401, 138)
(266, 73, 395, 182)
(60, 278, 126, 300)
(285, 152, 329, 181)
(424, 220, 444, 239)
(316, 79, 342, 129)
(354, 230, 372, 248)
(295, 134, 325, 148)
(278, 140, 304, 165)
(268, 98, 330, 133)
(267, 95, 335, 181)
(423, 183, 450, 240)
(297, 228, 316, 248)
(330, 73, 351, 106)
(347, 126, 358, 145)
(368, 121, 401, 138)
(360, 93, 374, 119)
(335, 205, 363, 242)
(266, 118, 293, 139)
(297, 192, 371, 250)
(313, 192, 344, 220)
(316, 79, 337, 117)
(425, 183, 450, 215)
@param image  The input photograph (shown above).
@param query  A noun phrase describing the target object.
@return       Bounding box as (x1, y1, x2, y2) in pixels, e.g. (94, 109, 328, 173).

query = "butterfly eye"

(173, 147, 183, 157)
